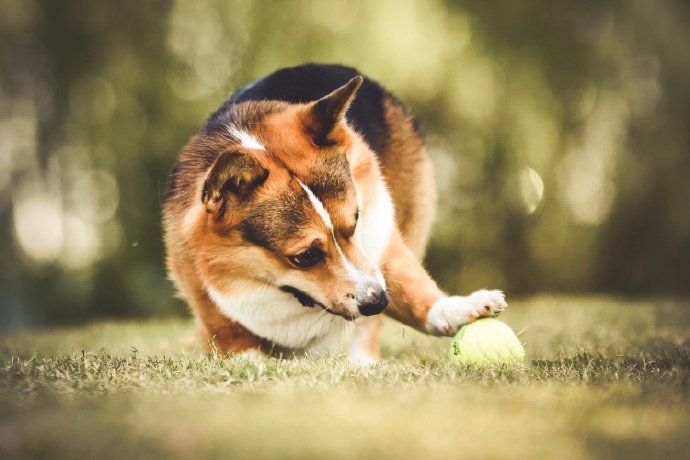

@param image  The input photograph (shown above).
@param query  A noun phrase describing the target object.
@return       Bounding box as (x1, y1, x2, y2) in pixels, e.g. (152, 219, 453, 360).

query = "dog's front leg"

(381, 232, 507, 336)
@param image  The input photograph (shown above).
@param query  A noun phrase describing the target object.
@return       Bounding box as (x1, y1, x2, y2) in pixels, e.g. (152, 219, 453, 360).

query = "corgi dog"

(163, 64, 507, 363)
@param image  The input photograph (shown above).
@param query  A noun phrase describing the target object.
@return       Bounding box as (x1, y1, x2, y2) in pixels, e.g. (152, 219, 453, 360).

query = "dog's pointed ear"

(202, 150, 268, 220)
(304, 76, 363, 146)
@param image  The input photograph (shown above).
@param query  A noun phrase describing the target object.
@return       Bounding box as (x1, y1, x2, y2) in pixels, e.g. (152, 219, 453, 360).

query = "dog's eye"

(342, 223, 357, 239)
(340, 209, 359, 239)
(288, 247, 324, 269)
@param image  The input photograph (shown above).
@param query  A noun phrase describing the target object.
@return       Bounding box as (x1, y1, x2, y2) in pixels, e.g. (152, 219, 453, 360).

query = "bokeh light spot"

(60, 214, 100, 270)
(70, 169, 120, 224)
(519, 167, 545, 214)
(13, 193, 64, 265)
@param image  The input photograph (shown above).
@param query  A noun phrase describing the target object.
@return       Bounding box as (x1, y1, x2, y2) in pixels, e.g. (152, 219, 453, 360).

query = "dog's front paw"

(425, 290, 507, 336)
(467, 289, 507, 317)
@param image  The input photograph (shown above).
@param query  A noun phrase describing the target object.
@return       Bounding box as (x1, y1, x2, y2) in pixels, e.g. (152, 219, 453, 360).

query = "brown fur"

(347, 95, 440, 358)
(164, 79, 451, 357)
(379, 97, 437, 258)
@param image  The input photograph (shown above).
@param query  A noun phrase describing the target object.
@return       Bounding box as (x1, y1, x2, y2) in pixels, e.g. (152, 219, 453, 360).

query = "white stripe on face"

(297, 179, 365, 288)
(298, 179, 333, 230)
(227, 125, 265, 151)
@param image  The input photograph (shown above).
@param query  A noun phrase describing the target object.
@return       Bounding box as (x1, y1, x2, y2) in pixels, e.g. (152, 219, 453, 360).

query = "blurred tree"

(1, 0, 689, 330)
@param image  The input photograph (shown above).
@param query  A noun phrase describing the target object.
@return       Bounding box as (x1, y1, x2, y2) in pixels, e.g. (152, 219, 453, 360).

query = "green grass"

(1, 296, 689, 459)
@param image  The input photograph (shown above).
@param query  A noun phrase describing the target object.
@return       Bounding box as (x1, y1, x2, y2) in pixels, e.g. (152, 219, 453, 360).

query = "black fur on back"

(205, 64, 394, 155)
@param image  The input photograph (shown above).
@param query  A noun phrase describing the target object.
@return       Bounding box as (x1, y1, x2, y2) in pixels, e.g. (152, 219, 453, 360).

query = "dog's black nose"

(358, 289, 389, 316)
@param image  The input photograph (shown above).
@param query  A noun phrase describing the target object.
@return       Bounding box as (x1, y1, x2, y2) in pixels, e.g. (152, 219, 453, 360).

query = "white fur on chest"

(208, 283, 352, 352)
(207, 178, 395, 354)
(357, 179, 395, 265)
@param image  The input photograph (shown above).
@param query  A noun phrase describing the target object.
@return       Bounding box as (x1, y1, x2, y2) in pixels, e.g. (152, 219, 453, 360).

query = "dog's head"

(187, 77, 388, 321)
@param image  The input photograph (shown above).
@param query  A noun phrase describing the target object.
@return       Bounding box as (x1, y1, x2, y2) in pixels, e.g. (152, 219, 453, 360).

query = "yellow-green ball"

(449, 318, 525, 366)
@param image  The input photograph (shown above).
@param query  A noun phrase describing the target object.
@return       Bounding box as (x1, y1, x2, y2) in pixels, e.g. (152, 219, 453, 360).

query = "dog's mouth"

(280, 285, 356, 321)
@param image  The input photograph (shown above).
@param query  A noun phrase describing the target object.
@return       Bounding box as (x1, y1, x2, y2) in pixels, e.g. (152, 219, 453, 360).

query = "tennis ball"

(449, 318, 525, 366)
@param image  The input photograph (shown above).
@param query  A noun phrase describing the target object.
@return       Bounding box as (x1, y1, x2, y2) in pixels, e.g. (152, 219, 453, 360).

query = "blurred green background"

(1, 0, 689, 330)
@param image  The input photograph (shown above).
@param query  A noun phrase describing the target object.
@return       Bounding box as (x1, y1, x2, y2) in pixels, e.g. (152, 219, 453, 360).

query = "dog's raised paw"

(467, 289, 507, 317)
(425, 290, 507, 336)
